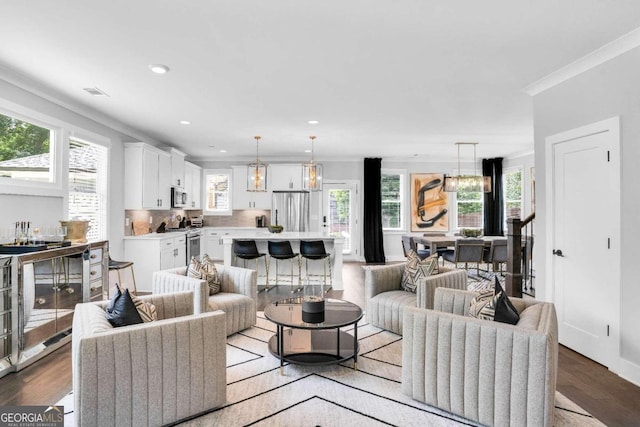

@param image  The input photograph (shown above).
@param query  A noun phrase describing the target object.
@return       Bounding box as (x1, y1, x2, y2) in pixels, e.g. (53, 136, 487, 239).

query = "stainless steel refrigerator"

(272, 190, 310, 232)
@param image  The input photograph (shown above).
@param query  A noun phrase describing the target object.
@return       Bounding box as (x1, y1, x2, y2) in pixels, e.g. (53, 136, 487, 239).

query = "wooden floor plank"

(0, 262, 638, 427)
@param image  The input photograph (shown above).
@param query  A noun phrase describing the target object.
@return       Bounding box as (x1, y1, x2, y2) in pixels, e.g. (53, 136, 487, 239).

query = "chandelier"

(443, 142, 491, 193)
(247, 136, 267, 192)
(302, 136, 323, 191)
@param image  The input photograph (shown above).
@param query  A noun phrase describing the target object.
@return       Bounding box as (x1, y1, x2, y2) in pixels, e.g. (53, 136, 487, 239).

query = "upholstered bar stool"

(233, 239, 270, 291)
(108, 256, 137, 295)
(268, 240, 301, 293)
(299, 240, 332, 293)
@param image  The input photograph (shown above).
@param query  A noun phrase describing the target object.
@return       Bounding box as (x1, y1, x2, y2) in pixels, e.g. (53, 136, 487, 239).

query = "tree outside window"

(381, 171, 403, 230)
(504, 169, 522, 220)
(0, 112, 53, 182)
(456, 188, 483, 228)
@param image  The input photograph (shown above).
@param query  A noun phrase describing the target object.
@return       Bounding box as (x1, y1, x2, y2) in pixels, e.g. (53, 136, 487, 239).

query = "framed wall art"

(410, 173, 449, 232)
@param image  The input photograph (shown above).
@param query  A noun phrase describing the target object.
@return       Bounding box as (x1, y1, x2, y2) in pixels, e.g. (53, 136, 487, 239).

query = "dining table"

(414, 235, 507, 255)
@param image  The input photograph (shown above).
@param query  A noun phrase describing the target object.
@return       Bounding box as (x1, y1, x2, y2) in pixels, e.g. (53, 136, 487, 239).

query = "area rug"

(61, 314, 604, 426)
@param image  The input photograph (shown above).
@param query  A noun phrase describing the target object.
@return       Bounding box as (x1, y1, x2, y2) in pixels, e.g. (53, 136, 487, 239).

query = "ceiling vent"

(83, 87, 109, 97)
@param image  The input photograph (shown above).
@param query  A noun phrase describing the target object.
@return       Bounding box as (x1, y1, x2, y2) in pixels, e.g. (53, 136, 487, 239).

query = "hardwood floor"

(1, 262, 639, 426)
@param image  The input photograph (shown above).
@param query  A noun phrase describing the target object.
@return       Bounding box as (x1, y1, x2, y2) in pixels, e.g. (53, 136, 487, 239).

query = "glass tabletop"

(264, 297, 363, 329)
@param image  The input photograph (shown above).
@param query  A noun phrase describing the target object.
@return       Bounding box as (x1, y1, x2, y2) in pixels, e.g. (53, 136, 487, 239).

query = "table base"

(268, 329, 358, 368)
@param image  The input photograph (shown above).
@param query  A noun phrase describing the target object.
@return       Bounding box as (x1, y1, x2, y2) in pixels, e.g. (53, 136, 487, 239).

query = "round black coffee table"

(264, 297, 363, 373)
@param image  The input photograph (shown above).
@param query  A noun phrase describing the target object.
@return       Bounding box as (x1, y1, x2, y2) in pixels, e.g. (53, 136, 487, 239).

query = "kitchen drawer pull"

(90, 254, 97, 259)
(90, 286, 100, 291)
(90, 271, 97, 276)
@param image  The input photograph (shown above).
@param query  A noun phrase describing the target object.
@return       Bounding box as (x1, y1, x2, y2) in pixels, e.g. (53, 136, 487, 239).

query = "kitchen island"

(221, 232, 344, 290)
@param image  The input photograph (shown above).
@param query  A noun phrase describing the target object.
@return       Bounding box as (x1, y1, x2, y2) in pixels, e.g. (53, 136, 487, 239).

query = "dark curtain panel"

(482, 157, 504, 236)
(363, 158, 386, 263)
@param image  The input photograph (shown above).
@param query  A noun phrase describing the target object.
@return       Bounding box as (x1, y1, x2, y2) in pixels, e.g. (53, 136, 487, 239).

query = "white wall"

(532, 46, 640, 384)
(0, 76, 152, 259)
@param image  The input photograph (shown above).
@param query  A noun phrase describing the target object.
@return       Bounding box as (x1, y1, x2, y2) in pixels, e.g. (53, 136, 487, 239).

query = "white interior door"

(546, 117, 620, 369)
(322, 181, 360, 261)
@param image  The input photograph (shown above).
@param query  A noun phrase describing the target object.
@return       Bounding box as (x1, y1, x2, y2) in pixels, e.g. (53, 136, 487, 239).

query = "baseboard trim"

(617, 358, 640, 387)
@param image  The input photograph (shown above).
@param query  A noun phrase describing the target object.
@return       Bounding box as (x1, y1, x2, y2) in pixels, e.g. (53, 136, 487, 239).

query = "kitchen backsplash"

(203, 210, 270, 227)
(124, 209, 270, 235)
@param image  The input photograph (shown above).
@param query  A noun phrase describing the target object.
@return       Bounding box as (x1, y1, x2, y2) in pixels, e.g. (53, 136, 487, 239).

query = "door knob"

(552, 249, 564, 257)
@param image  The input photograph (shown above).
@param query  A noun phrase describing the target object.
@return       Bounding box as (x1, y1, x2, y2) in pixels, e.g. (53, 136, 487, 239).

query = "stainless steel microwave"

(171, 187, 187, 208)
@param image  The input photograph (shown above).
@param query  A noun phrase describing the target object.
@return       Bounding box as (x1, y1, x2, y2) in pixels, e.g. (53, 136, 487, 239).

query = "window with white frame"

(504, 168, 523, 223)
(204, 169, 232, 215)
(381, 169, 404, 230)
(0, 111, 55, 183)
(68, 137, 109, 241)
(455, 185, 483, 229)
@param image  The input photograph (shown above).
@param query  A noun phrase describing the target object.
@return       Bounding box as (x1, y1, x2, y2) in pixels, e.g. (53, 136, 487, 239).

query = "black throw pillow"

(105, 286, 121, 314)
(493, 276, 520, 325)
(106, 288, 143, 327)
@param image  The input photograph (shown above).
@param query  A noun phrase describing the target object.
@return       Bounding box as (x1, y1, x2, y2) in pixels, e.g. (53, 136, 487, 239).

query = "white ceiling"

(2, 0, 640, 162)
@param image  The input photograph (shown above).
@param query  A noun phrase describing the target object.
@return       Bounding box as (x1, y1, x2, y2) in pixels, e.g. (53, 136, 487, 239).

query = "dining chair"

(483, 238, 508, 274)
(442, 238, 485, 275)
(401, 235, 430, 259)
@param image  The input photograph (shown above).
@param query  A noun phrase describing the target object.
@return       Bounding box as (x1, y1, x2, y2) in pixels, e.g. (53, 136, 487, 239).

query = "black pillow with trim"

(105, 285, 121, 314)
(106, 288, 143, 327)
(493, 276, 520, 325)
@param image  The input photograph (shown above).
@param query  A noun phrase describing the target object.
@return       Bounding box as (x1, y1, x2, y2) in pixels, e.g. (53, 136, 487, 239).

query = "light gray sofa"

(402, 288, 559, 427)
(364, 263, 467, 334)
(72, 291, 227, 427)
(152, 264, 256, 336)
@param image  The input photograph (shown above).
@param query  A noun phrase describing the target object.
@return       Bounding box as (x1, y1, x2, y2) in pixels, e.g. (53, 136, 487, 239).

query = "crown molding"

(524, 26, 640, 96)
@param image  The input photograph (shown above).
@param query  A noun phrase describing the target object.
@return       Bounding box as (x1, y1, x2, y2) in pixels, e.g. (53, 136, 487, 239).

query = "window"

(381, 170, 404, 230)
(504, 168, 523, 222)
(0, 111, 55, 183)
(68, 138, 109, 241)
(456, 187, 483, 229)
(204, 169, 232, 215)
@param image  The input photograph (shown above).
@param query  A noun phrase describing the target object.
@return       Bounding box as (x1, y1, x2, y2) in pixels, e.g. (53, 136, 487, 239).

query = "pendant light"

(302, 135, 323, 191)
(443, 142, 491, 193)
(247, 136, 267, 192)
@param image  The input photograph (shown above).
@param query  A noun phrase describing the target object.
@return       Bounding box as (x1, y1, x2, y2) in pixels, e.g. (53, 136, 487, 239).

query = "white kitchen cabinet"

(270, 164, 303, 190)
(184, 161, 202, 209)
(203, 228, 229, 260)
(124, 234, 187, 292)
(203, 228, 260, 260)
(166, 147, 186, 188)
(232, 166, 270, 209)
(124, 142, 172, 209)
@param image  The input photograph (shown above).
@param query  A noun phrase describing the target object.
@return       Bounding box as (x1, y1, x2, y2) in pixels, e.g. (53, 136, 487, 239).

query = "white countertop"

(221, 231, 343, 242)
(123, 231, 188, 240)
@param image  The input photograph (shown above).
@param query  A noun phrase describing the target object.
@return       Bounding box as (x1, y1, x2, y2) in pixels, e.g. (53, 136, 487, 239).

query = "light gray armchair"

(72, 291, 227, 427)
(364, 263, 467, 334)
(402, 288, 558, 427)
(152, 263, 256, 336)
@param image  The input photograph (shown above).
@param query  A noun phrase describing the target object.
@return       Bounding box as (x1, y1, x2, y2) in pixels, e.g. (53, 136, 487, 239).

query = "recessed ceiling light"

(220, 150, 227, 153)
(304, 149, 311, 153)
(308, 120, 319, 125)
(179, 120, 191, 125)
(148, 64, 170, 74)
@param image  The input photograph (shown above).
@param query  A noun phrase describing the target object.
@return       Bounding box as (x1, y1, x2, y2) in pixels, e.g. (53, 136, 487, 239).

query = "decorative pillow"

(468, 277, 520, 325)
(131, 294, 158, 323)
(106, 285, 122, 313)
(493, 277, 520, 325)
(201, 254, 221, 295)
(187, 255, 221, 295)
(401, 251, 439, 293)
(468, 289, 495, 320)
(106, 288, 143, 327)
